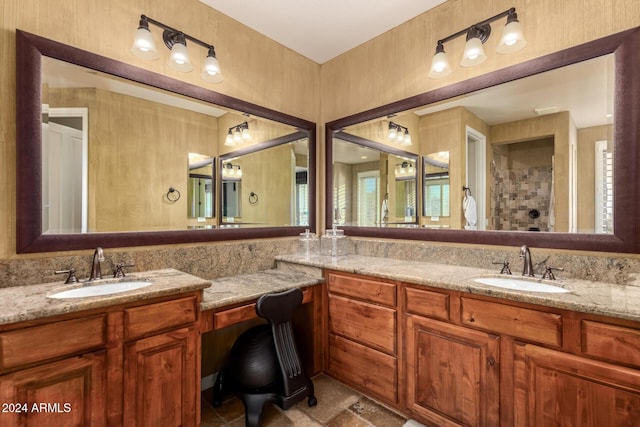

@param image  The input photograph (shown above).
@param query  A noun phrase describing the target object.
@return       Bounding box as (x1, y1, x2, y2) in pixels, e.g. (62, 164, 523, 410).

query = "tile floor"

(201, 374, 409, 427)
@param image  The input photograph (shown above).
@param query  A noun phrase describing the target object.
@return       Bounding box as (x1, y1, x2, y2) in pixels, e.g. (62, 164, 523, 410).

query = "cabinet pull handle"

(487, 357, 495, 367)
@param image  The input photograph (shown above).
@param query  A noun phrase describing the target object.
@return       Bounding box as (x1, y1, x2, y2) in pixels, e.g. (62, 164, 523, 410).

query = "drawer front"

(214, 303, 257, 330)
(0, 315, 107, 370)
(582, 320, 640, 367)
(405, 287, 450, 321)
(125, 296, 197, 340)
(328, 273, 396, 307)
(329, 294, 396, 354)
(461, 297, 562, 347)
(328, 334, 397, 404)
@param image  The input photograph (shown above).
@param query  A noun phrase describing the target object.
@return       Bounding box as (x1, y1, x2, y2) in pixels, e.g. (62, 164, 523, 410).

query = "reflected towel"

(463, 194, 477, 229)
(381, 199, 389, 224)
(548, 157, 555, 231)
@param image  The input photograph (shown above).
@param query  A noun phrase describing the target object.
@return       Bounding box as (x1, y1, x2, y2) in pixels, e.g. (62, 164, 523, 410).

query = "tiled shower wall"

(491, 166, 553, 231)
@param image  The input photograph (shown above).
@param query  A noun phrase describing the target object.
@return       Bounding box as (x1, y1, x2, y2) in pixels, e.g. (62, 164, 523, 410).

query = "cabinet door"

(406, 315, 500, 427)
(0, 352, 107, 427)
(123, 327, 198, 427)
(514, 343, 640, 427)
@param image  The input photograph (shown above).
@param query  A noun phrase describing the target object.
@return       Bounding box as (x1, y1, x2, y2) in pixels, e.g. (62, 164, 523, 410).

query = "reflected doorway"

(466, 127, 486, 230)
(42, 106, 88, 234)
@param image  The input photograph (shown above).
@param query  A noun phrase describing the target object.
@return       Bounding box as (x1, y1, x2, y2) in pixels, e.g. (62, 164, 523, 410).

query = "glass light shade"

(388, 126, 397, 140)
(130, 27, 159, 60)
(403, 131, 412, 146)
(224, 132, 234, 146)
(201, 53, 223, 83)
(234, 128, 242, 142)
(241, 127, 250, 140)
(497, 20, 527, 54)
(428, 50, 452, 78)
(168, 42, 193, 72)
(460, 37, 487, 67)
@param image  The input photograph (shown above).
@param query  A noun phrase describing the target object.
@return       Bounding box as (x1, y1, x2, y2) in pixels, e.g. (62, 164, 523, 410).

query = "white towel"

(381, 199, 389, 224)
(463, 194, 477, 230)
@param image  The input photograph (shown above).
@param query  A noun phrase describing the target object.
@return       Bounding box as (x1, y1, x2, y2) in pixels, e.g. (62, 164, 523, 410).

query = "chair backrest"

(256, 288, 306, 396)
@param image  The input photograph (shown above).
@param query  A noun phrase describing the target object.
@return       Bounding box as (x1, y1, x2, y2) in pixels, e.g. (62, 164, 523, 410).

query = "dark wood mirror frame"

(326, 27, 639, 253)
(16, 30, 316, 253)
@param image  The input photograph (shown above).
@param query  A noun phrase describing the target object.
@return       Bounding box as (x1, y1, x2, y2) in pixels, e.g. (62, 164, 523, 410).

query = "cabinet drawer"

(214, 303, 257, 330)
(582, 320, 640, 368)
(328, 334, 397, 404)
(328, 273, 396, 307)
(461, 298, 562, 347)
(329, 294, 396, 354)
(0, 315, 107, 370)
(405, 287, 450, 321)
(124, 296, 197, 340)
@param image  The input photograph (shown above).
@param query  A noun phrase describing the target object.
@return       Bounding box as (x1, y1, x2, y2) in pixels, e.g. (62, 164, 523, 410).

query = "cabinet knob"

(487, 357, 496, 367)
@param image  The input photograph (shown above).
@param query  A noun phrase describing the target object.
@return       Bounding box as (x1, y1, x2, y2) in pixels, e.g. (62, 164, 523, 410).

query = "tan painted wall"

(48, 86, 217, 232)
(577, 124, 614, 233)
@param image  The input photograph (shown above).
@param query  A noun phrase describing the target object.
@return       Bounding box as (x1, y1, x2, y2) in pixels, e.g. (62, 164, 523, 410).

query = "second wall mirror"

(326, 27, 640, 253)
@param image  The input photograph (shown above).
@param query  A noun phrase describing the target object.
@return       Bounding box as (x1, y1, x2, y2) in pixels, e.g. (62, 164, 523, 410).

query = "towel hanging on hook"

(462, 186, 477, 230)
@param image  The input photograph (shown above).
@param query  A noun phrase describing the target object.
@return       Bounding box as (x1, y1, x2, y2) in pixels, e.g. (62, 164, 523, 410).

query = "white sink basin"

(473, 277, 570, 293)
(48, 281, 152, 299)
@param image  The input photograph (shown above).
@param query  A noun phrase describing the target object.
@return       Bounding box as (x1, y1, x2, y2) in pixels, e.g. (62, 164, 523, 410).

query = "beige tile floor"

(201, 374, 408, 427)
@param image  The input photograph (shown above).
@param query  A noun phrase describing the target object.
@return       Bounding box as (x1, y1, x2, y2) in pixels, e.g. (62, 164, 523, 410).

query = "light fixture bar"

(142, 15, 213, 51)
(435, 8, 515, 45)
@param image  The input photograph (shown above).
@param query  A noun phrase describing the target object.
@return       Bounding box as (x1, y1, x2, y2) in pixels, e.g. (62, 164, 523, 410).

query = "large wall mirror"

(326, 27, 639, 253)
(16, 30, 316, 253)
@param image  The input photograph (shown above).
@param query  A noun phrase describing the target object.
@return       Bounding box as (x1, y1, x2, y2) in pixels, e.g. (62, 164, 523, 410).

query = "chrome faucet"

(90, 247, 105, 280)
(520, 245, 534, 277)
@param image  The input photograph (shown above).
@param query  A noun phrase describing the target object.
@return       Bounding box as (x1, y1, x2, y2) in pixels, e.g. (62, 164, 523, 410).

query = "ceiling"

(199, 0, 446, 64)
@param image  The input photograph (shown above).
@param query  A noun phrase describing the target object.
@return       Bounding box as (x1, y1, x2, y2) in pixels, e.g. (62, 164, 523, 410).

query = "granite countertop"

(0, 268, 211, 326)
(200, 269, 324, 311)
(276, 254, 640, 323)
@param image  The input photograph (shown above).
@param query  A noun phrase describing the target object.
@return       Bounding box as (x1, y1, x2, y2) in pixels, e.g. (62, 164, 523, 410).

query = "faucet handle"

(113, 263, 135, 278)
(55, 268, 79, 284)
(542, 266, 564, 280)
(492, 261, 512, 275)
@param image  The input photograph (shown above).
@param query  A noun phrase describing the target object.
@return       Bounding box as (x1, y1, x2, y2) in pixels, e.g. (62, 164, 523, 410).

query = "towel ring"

(463, 186, 472, 196)
(166, 187, 181, 203)
(249, 192, 259, 205)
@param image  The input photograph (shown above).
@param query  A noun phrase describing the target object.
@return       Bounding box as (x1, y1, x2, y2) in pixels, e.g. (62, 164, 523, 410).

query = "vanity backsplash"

(2, 237, 639, 288)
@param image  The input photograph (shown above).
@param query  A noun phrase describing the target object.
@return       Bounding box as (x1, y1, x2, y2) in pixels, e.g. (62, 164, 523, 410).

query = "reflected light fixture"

(395, 161, 416, 179)
(224, 122, 251, 146)
(130, 15, 223, 83)
(387, 122, 412, 146)
(428, 7, 527, 78)
(222, 163, 242, 180)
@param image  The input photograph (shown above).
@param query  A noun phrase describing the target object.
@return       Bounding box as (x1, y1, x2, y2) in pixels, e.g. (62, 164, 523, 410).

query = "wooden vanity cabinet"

(325, 271, 399, 407)
(405, 314, 500, 427)
(0, 292, 201, 427)
(402, 282, 640, 427)
(122, 295, 200, 427)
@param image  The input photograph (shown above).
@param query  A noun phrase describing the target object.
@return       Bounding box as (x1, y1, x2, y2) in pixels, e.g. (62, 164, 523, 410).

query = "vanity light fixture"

(395, 161, 416, 179)
(428, 7, 526, 78)
(387, 122, 412, 146)
(224, 122, 251, 146)
(130, 15, 223, 83)
(222, 163, 242, 180)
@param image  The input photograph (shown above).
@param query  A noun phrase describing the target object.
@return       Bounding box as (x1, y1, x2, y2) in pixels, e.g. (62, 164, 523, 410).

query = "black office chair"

(213, 288, 317, 427)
